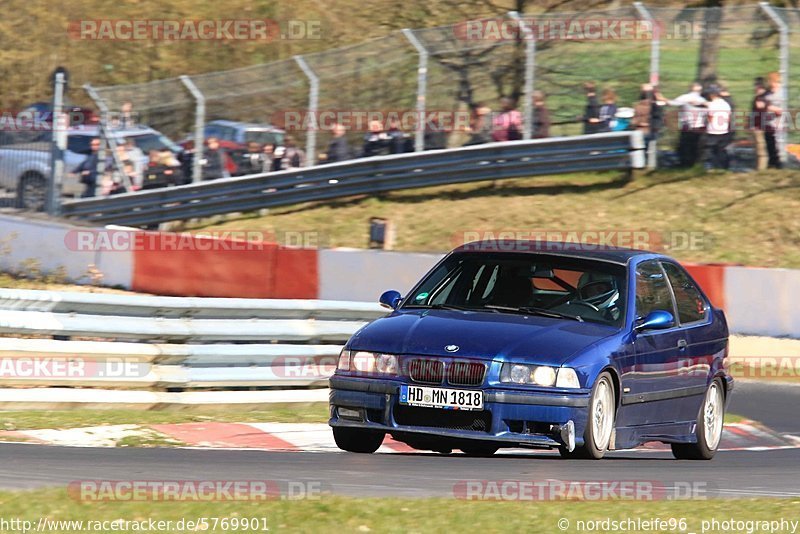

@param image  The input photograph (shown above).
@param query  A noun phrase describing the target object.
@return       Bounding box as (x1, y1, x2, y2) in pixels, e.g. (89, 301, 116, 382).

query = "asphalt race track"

(1, 381, 799, 499)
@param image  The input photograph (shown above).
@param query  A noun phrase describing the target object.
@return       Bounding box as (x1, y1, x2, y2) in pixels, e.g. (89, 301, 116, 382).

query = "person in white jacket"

(669, 82, 707, 167)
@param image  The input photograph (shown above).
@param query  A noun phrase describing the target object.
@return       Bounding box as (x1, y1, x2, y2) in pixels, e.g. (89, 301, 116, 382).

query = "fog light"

(338, 407, 362, 420)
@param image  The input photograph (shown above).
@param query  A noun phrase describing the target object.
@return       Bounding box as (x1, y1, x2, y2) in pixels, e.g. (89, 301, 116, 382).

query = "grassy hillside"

(188, 168, 800, 268)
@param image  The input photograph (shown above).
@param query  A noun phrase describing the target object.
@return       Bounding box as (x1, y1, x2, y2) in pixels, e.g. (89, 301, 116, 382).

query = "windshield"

(403, 252, 627, 327)
(123, 133, 182, 154)
(244, 130, 284, 146)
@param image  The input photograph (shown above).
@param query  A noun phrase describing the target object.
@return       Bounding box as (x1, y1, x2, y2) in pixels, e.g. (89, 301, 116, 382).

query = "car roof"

(68, 125, 159, 136)
(452, 240, 663, 265)
(207, 119, 283, 132)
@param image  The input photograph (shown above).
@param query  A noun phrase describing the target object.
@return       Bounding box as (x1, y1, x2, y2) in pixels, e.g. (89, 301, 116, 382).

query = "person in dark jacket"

(751, 77, 769, 171)
(598, 89, 618, 132)
(202, 137, 229, 180)
(325, 123, 351, 163)
(73, 138, 101, 198)
(238, 142, 264, 175)
(583, 82, 601, 134)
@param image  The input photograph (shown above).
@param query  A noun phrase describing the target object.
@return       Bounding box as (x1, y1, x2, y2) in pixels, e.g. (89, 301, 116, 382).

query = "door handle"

(677, 339, 688, 350)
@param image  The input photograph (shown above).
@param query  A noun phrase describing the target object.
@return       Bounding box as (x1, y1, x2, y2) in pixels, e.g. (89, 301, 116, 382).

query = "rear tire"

(671, 378, 724, 460)
(15, 172, 47, 210)
(560, 371, 616, 460)
(332, 427, 384, 454)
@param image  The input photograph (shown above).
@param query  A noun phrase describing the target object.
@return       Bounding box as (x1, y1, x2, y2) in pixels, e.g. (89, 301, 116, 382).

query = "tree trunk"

(696, 6, 722, 88)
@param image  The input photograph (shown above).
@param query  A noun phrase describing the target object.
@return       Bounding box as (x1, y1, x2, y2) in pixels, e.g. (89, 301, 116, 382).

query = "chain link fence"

(18, 3, 795, 209)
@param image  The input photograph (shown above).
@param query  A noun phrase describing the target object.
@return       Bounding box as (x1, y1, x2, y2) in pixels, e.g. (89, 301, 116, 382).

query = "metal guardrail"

(0, 289, 384, 391)
(60, 132, 645, 226)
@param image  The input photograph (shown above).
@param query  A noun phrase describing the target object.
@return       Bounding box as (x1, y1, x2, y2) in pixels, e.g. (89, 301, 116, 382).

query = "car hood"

(348, 308, 618, 366)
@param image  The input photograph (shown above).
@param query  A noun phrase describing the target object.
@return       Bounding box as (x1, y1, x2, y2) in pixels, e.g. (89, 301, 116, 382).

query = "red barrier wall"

(682, 263, 727, 310)
(132, 232, 318, 298)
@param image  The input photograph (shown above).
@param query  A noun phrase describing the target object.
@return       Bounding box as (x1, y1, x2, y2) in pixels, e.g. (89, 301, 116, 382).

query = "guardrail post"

(508, 12, 535, 140)
(634, 2, 659, 169)
(47, 73, 67, 216)
(180, 75, 206, 183)
(294, 56, 318, 167)
(402, 29, 428, 152)
(83, 84, 133, 194)
(760, 2, 789, 165)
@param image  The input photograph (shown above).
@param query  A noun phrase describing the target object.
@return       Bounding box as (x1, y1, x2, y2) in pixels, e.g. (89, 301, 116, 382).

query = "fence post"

(83, 84, 132, 194)
(634, 2, 659, 170)
(294, 55, 318, 167)
(760, 2, 789, 165)
(180, 75, 206, 183)
(508, 12, 535, 140)
(402, 29, 428, 152)
(47, 73, 67, 216)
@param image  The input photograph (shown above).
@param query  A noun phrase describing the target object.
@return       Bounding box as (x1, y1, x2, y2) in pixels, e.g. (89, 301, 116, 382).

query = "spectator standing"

(120, 101, 135, 128)
(598, 89, 618, 132)
(719, 82, 736, 150)
(326, 123, 351, 163)
(178, 140, 195, 183)
(202, 137, 229, 180)
(363, 120, 390, 157)
(764, 71, 784, 169)
(750, 77, 769, 171)
(583, 82, 601, 134)
(386, 118, 410, 153)
(262, 143, 282, 172)
(705, 85, 732, 170)
(238, 141, 264, 175)
(124, 138, 144, 187)
(668, 82, 707, 167)
(282, 135, 306, 169)
(491, 96, 522, 142)
(465, 102, 493, 145)
(73, 137, 101, 198)
(532, 91, 551, 139)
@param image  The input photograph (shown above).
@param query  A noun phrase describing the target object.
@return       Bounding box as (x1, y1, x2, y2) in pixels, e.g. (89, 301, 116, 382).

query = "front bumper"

(329, 375, 591, 449)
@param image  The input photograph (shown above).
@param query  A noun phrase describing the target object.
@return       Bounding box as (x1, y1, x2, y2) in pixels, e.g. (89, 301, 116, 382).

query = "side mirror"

(379, 290, 402, 310)
(635, 310, 675, 331)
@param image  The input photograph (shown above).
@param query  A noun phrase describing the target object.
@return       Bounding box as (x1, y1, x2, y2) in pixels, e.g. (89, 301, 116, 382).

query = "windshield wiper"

(405, 303, 485, 312)
(483, 305, 584, 322)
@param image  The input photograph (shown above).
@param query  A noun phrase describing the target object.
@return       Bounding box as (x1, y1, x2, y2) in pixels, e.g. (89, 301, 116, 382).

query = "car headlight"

(500, 363, 556, 386)
(338, 350, 397, 375)
(500, 364, 581, 388)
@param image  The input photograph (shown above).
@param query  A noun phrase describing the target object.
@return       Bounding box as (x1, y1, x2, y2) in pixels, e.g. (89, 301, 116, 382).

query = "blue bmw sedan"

(329, 241, 733, 460)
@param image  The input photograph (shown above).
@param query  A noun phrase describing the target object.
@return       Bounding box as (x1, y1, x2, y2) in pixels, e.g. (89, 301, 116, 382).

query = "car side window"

(67, 135, 94, 155)
(635, 261, 675, 320)
(661, 262, 708, 324)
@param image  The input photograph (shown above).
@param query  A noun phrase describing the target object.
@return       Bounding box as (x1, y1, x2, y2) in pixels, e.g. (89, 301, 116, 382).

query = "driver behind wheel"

(576, 272, 621, 321)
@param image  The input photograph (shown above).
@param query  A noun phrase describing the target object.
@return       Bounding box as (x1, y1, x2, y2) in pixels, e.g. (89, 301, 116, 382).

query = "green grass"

(1, 488, 798, 533)
(0, 404, 329, 431)
(186, 168, 800, 268)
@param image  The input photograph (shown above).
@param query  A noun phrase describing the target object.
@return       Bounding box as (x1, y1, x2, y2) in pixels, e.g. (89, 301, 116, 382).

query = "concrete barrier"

(725, 266, 800, 337)
(319, 248, 443, 301)
(0, 214, 134, 288)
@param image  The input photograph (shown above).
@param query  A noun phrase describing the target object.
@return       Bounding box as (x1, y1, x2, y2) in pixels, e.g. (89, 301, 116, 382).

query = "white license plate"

(399, 385, 483, 410)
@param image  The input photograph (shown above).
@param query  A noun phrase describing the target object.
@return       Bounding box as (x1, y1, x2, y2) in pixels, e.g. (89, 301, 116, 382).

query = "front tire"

(16, 172, 47, 210)
(560, 371, 616, 459)
(332, 427, 384, 453)
(671, 378, 725, 460)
